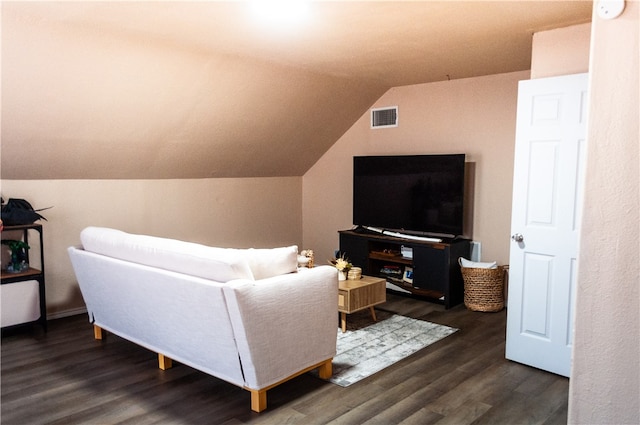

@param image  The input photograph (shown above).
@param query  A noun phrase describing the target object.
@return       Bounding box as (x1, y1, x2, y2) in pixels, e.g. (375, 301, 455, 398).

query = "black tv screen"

(353, 154, 466, 237)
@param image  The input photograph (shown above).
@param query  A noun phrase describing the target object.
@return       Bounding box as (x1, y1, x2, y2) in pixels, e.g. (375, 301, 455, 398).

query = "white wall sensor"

(597, 0, 625, 20)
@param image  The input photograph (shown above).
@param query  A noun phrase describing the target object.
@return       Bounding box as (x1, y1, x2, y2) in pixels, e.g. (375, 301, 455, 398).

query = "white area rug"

(322, 311, 458, 387)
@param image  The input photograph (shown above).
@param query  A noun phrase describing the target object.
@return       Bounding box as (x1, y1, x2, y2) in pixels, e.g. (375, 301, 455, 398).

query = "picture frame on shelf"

(403, 266, 414, 284)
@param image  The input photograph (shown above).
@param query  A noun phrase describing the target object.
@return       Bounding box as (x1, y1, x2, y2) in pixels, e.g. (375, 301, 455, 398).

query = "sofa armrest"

(223, 265, 338, 390)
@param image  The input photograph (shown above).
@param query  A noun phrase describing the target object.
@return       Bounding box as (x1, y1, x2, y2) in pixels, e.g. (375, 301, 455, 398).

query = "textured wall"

(569, 2, 640, 423)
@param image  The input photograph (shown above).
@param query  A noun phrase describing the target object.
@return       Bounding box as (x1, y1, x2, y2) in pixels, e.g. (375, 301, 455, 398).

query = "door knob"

(511, 233, 524, 242)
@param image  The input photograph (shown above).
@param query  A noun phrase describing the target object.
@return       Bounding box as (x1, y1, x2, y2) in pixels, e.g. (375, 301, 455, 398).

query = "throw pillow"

(80, 227, 254, 282)
(459, 257, 498, 269)
(244, 245, 298, 280)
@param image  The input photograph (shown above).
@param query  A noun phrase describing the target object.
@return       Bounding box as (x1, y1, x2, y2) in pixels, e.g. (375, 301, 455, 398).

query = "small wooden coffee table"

(338, 275, 386, 333)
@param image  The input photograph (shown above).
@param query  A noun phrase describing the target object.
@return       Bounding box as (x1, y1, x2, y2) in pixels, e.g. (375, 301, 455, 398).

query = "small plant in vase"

(2, 239, 30, 273)
(329, 253, 352, 281)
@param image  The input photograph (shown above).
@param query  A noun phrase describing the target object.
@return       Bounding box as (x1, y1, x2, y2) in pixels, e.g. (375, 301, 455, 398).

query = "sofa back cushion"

(244, 246, 298, 280)
(80, 227, 254, 282)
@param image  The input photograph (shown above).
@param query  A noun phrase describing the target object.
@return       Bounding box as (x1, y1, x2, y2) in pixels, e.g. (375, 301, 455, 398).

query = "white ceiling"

(1, 1, 593, 179)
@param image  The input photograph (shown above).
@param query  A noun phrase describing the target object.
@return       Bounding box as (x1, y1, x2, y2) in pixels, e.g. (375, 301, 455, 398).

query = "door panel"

(506, 73, 588, 378)
(521, 252, 553, 338)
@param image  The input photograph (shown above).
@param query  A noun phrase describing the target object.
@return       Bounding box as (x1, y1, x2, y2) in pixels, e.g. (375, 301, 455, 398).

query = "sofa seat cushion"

(80, 227, 254, 282)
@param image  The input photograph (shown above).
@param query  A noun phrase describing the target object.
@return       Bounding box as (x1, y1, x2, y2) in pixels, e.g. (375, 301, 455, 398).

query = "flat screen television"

(353, 154, 466, 237)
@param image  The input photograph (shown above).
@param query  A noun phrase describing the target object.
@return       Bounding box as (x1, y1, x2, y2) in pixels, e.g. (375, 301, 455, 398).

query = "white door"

(506, 73, 588, 378)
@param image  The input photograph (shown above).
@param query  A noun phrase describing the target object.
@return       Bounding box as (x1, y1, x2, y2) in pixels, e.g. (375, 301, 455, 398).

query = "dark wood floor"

(1, 293, 569, 425)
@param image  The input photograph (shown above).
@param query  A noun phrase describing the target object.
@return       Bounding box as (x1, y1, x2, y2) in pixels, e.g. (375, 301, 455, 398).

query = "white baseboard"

(47, 307, 87, 320)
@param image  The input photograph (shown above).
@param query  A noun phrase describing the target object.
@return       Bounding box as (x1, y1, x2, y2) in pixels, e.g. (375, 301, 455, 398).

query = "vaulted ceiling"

(1, 1, 592, 179)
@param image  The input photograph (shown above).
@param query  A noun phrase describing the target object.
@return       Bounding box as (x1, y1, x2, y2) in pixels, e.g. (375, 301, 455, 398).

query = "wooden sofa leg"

(158, 354, 173, 370)
(93, 325, 104, 340)
(318, 359, 333, 379)
(250, 389, 267, 413)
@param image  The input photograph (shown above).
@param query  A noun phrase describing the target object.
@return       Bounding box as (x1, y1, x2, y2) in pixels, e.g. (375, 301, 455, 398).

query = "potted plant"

(1, 239, 30, 273)
(329, 253, 352, 281)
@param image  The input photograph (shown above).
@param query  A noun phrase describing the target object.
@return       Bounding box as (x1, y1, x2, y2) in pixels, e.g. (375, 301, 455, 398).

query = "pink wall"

(569, 2, 639, 423)
(302, 25, 594, 268)
(303, 70, 528, 265)
(531, 23, 591, 79)
(2, 178, 302, 316)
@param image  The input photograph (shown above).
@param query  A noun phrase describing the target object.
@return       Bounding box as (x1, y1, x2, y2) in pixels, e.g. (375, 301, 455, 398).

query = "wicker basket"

(459, 260, 506, 312)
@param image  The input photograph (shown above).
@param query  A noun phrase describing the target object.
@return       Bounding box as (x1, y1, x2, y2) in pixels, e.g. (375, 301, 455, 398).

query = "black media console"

(339, 229, 471, 309)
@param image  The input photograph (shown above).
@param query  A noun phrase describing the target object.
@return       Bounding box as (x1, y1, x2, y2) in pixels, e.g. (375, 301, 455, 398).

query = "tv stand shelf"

(369, 251, 412, 265)
(339, 230, 470, 309)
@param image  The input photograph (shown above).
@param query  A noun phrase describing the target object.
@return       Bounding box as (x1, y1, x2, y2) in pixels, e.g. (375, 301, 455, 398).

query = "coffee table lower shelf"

(337, 275, 387, 333)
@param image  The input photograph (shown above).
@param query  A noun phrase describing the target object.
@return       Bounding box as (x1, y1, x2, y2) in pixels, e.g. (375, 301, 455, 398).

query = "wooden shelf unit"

(339, 229, 470, 309)
(1, 223, 47, 331)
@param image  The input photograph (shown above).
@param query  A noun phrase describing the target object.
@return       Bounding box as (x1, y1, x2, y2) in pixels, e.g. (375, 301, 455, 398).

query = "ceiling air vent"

(371, 106, 398, 129)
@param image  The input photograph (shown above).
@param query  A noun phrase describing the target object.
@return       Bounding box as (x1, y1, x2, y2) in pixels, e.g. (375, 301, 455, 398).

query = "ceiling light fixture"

(249, 0, 310, 26)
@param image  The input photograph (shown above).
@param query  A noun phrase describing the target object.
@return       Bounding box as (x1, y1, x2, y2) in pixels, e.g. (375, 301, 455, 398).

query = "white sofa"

(68, 227, 338, 412)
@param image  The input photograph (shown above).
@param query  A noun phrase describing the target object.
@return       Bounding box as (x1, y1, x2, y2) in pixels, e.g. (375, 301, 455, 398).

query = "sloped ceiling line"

(1, 1, 591, 179)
